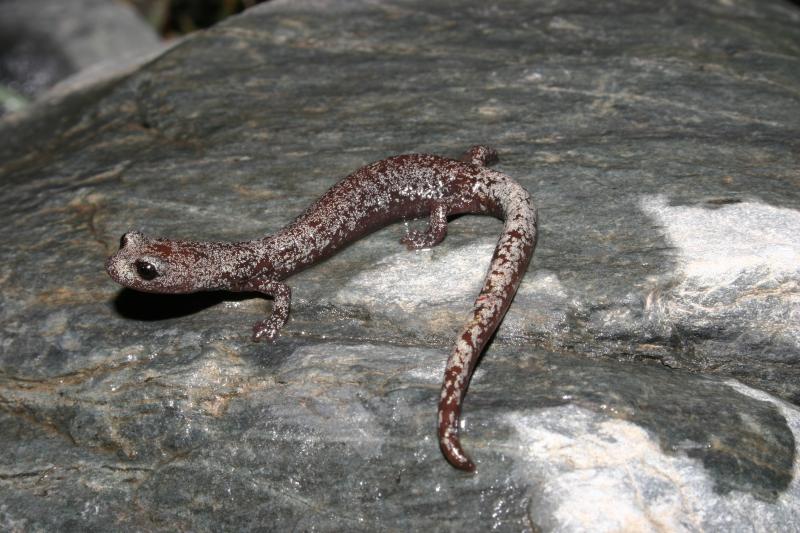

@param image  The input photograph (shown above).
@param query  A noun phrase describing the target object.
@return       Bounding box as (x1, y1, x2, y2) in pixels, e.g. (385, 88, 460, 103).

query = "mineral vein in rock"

(105, 145, 538, 471)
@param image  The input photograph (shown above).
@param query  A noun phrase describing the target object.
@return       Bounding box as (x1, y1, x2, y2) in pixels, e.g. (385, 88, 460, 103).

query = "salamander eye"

(134, 260, 159, 281)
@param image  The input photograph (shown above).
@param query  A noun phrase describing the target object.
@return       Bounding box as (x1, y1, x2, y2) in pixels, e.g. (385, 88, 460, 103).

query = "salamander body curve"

(106, 145, 538, 471)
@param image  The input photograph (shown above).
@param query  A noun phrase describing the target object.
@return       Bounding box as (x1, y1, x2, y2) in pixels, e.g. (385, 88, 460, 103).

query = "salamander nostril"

(119, 233, 129, 249)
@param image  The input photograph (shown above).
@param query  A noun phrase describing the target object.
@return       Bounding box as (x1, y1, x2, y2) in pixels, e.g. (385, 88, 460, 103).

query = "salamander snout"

(105, 230, 205, 294)
(106, 230, 153, 288)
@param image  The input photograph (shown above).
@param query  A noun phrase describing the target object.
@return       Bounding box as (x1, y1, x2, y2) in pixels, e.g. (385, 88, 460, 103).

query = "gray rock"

(0, 0, 163, 109)
(1, 0, 799, 530)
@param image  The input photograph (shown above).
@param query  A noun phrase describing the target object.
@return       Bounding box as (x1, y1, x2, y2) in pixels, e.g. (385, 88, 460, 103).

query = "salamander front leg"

(401, 203, 448, 250)
(459, 145, 498, 167)
(235, 278, 292, 343)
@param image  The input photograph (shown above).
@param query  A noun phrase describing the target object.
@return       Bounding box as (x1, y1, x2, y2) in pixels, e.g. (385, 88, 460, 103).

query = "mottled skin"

(106, 145, 537, 472)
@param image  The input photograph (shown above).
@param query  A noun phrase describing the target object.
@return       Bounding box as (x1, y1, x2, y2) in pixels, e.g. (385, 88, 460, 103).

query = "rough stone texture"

(0, 0, 163, 109)
(1, 0, 799, 530)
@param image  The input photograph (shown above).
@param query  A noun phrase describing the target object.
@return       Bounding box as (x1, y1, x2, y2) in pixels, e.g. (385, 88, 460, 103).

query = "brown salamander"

(106, 145, 537, 471)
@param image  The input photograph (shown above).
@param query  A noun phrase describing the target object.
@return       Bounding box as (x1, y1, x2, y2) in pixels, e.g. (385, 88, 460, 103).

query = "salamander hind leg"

(401, 203, 448, 250)
(459, 145, 498, 167)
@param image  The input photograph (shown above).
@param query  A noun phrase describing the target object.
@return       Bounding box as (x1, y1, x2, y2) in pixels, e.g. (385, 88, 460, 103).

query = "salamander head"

(106, 231, 209, 294)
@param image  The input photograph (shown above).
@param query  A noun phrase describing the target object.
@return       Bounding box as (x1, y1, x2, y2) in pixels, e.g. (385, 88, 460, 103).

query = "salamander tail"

(438, 172, 537, 472)
(438, 364, 477, 471)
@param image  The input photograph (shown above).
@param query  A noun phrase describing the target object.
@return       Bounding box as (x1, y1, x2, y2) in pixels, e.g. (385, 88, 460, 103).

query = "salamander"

(106, 145, 538, 472)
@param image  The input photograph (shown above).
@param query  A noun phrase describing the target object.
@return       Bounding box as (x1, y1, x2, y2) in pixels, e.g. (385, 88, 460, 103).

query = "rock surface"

(1, 0, 800, 530)
(0, 0, 162, 112)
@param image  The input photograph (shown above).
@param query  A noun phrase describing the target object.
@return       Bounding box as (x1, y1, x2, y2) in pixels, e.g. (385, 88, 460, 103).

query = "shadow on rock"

(112, 288, 263, 321)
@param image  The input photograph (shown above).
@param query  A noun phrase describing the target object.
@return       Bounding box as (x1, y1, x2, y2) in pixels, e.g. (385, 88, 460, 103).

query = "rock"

(0, 0, 163, 112)
(1, 0, 799, 530)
